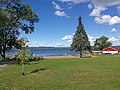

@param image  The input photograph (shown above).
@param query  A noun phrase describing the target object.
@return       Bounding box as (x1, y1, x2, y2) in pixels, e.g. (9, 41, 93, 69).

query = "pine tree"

(71, 16, 91, 58)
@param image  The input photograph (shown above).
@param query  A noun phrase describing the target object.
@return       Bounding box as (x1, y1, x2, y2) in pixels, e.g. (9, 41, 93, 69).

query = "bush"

(17, 48, 43, 62)
(82, 54, 92, 58)
(5, 55, 43, 63)
(0, 56, 3, 61)
(24, 56, 43, 62)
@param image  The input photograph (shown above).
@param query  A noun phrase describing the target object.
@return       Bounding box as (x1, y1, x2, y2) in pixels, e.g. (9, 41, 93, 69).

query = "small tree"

(94, 36, 112, 51)
(17, 38, 29, 75)
(71, 16, 91, 58)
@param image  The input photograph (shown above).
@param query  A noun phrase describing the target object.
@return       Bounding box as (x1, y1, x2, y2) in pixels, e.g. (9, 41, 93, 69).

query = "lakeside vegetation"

(0, 55, 120, 90)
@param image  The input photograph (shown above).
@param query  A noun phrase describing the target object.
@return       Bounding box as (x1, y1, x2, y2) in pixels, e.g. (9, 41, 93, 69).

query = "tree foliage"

(71, 17, 91, 57)
(17, 38, 30, 60)
(16, 37, 30, 75)
(0, 0, 39, 60)
(94, 36, 112, 51)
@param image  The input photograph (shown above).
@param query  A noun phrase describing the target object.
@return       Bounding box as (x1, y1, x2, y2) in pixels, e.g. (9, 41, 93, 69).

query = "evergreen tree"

(71, 16, 91, 58)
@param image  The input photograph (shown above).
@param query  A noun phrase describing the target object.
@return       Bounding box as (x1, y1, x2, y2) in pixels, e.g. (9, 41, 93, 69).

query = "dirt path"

(0, 64, 9, 70)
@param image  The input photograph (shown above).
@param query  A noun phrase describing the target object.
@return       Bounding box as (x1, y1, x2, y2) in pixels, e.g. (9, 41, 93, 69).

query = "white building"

(102, 47, 120, 54)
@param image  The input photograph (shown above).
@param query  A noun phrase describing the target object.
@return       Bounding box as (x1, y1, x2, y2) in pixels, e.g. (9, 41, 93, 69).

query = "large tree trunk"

(80, 50, 82, 58)
(0, 47, 6, 61)
(2, 42, 6, 61)
(3, 30, 8, 61)
(3, 47, 6, 60)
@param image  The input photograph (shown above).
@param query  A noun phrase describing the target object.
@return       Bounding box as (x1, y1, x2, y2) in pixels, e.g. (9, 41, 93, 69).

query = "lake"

(6, 47, 79, 56)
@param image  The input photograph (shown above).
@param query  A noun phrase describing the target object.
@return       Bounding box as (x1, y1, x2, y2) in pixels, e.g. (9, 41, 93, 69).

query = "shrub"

(0, 56, 3, 61)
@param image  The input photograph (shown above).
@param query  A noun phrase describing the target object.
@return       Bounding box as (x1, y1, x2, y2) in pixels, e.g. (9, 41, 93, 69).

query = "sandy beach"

(44, 55, 80, 59)
(43, 53, 97, 59)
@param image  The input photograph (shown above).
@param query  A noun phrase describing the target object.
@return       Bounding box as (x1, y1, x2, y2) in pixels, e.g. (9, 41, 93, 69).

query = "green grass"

(0, 55, 120, 90)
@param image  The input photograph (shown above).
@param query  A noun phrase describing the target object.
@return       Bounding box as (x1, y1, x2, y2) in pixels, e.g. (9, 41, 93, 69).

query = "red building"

(102, 46, 120, 54)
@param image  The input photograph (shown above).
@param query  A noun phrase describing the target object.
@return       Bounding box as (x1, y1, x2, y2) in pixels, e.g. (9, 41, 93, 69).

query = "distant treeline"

(8, 47, 70, 52)
(8, 46, 120, 52)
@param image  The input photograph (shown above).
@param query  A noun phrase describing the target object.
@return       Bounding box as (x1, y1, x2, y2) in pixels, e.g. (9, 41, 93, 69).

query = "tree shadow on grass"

(13, 62, 39, 66)
(25, 68, 48, 76)
(31, 68, 47, 73)
(24, 62, 39, 65)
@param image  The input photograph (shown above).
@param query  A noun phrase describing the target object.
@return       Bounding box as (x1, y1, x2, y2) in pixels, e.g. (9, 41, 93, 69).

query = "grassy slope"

(0, 55, 120, 90)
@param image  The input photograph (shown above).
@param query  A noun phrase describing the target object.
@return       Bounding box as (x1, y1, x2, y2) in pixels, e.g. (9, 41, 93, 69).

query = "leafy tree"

(71, 16, 91, 58)
(17, 38, 29, 75)
(94, 36, 112, 51)
(0, 0, 39, 60)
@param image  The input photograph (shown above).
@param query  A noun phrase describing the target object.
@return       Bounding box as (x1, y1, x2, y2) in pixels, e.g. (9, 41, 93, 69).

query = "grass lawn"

(0, 55, 120, 90)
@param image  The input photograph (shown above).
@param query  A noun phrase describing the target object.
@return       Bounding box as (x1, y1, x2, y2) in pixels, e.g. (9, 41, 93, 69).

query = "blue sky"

(20, 0, 120, 47)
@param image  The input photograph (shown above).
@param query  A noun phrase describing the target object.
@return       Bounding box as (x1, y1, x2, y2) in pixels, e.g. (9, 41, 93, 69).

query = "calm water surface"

(6, 47, 78, 56)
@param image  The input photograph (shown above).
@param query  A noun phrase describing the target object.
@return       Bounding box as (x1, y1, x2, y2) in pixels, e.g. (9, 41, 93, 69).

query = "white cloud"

(62, 34, 98, 46)
(26, 42, 31, 47)
(95, 15, 120, 25)
(88, 35, 120, 46)
(62, 34, 120, 46)
(108, 36, 120, 46)
(52, 2, 70, 18)
(59, 0, 89, 4)
(62, 34, 73, 43)
(27, 42, 39, 47)
(108, 37, 119, 42)
(55, 10, 67, 17)
(68, 39, 72, 43)
(55, 43, 64, 47)
(52, 1, 62, 10)
(92, 0, 120, 7)
(88, 4, 93, 9)
(95, 15, 111, 24)
(59, 0, 120, 20)
(56, 44, 63, 46)
(62, 35, 73, 40)
(59, 0, 120, 23)
(89, 6, 107, 17)
(59, 0, 120, 7)
(29, 41, 40, 47)
(34, 41, 37, 44)
(111, 28, 117, 32)
(109, 16, 120, 25)
(88, 35, 96, 46)
(88, 0, 120, 25)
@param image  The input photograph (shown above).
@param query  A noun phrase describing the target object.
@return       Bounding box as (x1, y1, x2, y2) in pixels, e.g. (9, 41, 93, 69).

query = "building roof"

(111, 46, 120, 51)
(102, 46, 120, 52)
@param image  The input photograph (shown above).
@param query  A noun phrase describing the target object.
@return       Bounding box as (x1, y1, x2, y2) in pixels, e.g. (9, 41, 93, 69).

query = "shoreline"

(44, 55, 80, 59)
(43, 54, 93, 58)
(43, 53, 96, 59)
